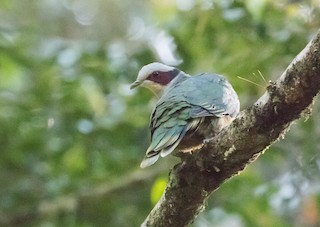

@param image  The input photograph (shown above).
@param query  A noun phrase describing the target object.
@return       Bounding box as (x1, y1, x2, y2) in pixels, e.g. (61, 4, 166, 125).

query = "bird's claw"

(203, 137, 215, 144)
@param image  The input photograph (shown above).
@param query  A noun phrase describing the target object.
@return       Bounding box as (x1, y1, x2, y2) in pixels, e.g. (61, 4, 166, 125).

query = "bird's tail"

(140, 137, 182, 168)
(140, 119, 202, 168)
(140, 153, 160, 168)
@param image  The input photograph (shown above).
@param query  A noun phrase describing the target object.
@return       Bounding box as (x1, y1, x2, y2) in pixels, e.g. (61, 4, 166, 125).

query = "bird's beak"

(130, 80, 142, 89)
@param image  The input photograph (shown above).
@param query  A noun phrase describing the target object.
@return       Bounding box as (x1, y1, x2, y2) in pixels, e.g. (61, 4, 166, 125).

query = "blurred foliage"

(150, 177, 167, 205)
(0, 0, 320, 226)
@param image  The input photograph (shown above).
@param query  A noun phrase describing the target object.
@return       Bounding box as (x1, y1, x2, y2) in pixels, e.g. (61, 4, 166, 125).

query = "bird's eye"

(152, 71, 160, 77)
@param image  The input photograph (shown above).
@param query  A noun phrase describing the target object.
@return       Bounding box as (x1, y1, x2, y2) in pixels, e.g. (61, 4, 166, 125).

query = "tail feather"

(160, 140, 180, 157)
(160, 129, 187, 157)
(160, 119, 201, 157)
(140, 119, 203, 168)
(140, 154, 160, 168)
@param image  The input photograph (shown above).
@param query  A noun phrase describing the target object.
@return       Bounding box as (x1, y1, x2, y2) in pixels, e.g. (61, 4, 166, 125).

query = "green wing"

(140, 73, 239, 168)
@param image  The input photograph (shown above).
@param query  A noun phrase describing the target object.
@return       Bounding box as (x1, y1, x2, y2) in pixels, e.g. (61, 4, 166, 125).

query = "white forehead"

(137, 62, 175, 81)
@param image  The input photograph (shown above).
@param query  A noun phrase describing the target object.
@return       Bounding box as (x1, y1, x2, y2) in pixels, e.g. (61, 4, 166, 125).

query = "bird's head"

(130, 62, 180, 96)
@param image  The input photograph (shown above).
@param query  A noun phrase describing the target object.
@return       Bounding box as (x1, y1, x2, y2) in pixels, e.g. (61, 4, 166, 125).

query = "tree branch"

(142, 30, 320, 227)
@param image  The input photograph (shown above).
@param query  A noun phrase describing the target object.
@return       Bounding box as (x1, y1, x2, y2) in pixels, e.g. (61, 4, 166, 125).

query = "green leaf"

(150, 177, 167, 205)
(62, 142, 87, 174)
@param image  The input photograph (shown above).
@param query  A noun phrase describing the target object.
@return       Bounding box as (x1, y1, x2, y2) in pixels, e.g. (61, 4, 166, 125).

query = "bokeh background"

(1, 0, 320, 226)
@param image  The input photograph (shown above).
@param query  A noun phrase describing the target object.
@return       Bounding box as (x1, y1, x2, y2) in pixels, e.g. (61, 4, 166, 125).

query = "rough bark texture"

(142, 30, 320, 227)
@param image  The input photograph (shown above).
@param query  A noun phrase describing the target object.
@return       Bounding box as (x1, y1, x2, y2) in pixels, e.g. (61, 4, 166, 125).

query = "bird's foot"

(203, 137, 215, 144)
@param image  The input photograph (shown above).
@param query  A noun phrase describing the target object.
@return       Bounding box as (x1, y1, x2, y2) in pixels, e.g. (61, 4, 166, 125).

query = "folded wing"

(140, 73, 239, 168)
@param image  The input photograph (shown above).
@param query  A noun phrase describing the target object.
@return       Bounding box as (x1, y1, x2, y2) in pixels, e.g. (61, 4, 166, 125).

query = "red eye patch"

(147, 69, 180, 86)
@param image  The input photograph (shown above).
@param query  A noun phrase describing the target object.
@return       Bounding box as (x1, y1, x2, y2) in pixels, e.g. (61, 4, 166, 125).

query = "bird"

(130, 62, 240, 168)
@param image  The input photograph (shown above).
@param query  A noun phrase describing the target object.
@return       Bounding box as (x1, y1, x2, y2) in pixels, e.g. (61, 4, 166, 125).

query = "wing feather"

(141, 72, 240, 167)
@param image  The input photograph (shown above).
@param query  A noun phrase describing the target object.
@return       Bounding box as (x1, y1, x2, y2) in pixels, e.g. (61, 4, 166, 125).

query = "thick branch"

(142, 30, 320, 227)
